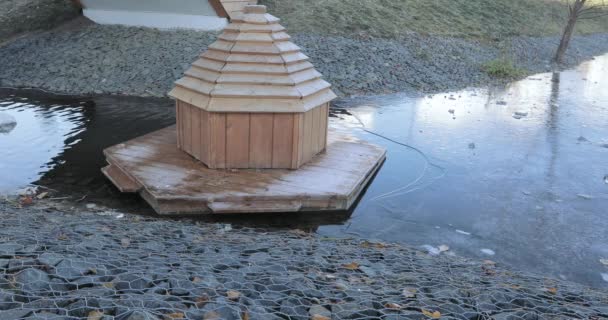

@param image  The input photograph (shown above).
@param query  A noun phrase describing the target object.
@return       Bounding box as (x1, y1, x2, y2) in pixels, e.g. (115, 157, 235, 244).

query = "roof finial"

(244, 5, 267, 14)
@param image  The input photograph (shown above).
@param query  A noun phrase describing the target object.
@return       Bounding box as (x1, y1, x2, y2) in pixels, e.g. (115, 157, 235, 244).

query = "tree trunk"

(554, 14, 578, 64)
(554, 0, 587, 64)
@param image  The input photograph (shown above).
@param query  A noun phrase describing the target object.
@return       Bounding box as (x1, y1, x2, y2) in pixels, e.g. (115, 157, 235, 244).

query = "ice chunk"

(480, 248, 496, 256)
(0, 112, 17, 134)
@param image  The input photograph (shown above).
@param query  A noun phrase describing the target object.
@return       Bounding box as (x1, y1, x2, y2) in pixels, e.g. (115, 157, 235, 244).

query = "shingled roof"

(169, 5, 337, 113)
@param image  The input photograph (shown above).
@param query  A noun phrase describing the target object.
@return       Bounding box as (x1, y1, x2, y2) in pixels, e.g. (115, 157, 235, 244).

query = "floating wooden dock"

(102, 126, 385, 215)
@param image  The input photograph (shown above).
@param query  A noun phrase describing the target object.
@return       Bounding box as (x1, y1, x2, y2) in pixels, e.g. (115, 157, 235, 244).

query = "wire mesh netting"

(1, 202, 607, 320)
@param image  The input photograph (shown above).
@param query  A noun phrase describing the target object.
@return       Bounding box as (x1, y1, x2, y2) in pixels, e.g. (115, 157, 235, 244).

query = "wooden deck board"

(103, 126, 385, 215)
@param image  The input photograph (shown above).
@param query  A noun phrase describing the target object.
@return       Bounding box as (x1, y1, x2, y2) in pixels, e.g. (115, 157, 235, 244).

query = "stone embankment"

(1, 200, 607, 319)
(1, 18, 608, 97)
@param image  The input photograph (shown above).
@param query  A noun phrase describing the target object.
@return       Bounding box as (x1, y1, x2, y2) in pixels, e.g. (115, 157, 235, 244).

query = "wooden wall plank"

(302, 108, 314, 163)
(209, 113, 227, 168)
(321, 103, 329, 150)
(191, 107, 202, 160)
(201, 108, 210, 164)
(311, 106, 321, 155)
(176, 102, 182, 149)
(273, 114, 294, 168)
(291, 113, 304, 168)
(249, 114, 274, 168)
(183, 103, 192, 154)
(226, 113, 250, 168)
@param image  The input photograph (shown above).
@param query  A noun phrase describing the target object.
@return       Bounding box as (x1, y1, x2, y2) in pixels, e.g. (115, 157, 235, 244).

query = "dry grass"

(259, 0, 608, 39)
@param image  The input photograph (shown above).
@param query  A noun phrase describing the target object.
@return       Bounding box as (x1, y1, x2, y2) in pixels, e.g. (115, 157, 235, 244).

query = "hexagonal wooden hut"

(169, 5, 337, 169)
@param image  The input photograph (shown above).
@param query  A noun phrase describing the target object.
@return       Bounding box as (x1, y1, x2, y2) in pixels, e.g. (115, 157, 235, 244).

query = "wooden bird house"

(169, 5, 337, 169)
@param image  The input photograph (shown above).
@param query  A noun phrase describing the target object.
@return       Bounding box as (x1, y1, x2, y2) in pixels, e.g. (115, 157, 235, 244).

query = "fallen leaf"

(195, 295, 209, 307)
(546, 287, 558, 295)
(422, 309, 441, 318)
(600, 259, 608, 266)
(204, 311, 221, 320)
(402, 287, 417, 298)
(342, 262, 360, 270)
(361, 241, 388, 249)
(36, 192, 49, 199)
(482, 265, 496, 276)
(438, 245, 450, 252)
(19, 196, 34, 206)
(311, 315, 330, 320)
(102, 282, 114, 289)
(87, 310, 104, 320)
(227, 290, 241, 301)
(165, 312, 185, 319)
(241, 311, 250, 320)
(385, 302, 402, 310)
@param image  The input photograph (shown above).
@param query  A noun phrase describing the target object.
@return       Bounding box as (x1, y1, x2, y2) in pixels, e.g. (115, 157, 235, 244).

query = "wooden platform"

(102, 126, 386, 215)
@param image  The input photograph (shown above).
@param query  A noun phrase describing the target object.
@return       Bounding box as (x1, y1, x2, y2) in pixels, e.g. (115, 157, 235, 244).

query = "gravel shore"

(1, 18, 608, 98)
(0, 0, 78, 43)
(1, 200, 607, 320)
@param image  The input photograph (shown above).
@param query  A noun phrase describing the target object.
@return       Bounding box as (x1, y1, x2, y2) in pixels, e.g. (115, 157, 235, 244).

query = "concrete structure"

(78, 0, 256, 30)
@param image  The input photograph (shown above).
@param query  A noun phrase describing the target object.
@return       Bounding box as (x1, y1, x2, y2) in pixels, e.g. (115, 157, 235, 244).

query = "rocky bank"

(1, 18, 608, 98)
(1, 200, 607, 320)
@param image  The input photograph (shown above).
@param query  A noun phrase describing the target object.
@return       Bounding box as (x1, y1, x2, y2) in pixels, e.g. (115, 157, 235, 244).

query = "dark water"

(1, 54, 607, 287)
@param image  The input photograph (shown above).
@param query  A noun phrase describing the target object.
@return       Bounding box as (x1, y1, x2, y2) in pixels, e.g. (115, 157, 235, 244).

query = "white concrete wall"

(80, 0, 228, 30)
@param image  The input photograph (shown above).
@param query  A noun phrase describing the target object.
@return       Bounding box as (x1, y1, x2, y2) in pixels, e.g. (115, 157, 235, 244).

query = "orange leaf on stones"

(546, 287, 558, 294)
(19, 195, 34, 206)
(422, 309, 441, 318)
(385, 303, 402, 310)
(227, 290, 241, 301)
(166, 312, 185, 319)
(204, 311, 221, 320)
(242, 311, 250, 320)
(342, 262, 360, 270)
(361, 241, 388, 249)
(195, 295, 210, 307)
(311, 315, 330, 320)
(87, 310, 104, 320)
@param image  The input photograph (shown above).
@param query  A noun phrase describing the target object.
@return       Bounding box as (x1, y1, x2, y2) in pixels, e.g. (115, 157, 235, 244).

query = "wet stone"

(309, 304, 331, 318)
(37, 253, 63, 267)
(0, 244, 22, 257)
(121, 310, 159, 320)
(54, 259, 106, 281)
(14, 268, 51, 293)
(0, 308, 32, 320)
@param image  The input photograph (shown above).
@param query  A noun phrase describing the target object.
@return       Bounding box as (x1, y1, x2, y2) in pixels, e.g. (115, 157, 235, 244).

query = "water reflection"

(322, 54, 608, 288)
(0, 94, 89, 193)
